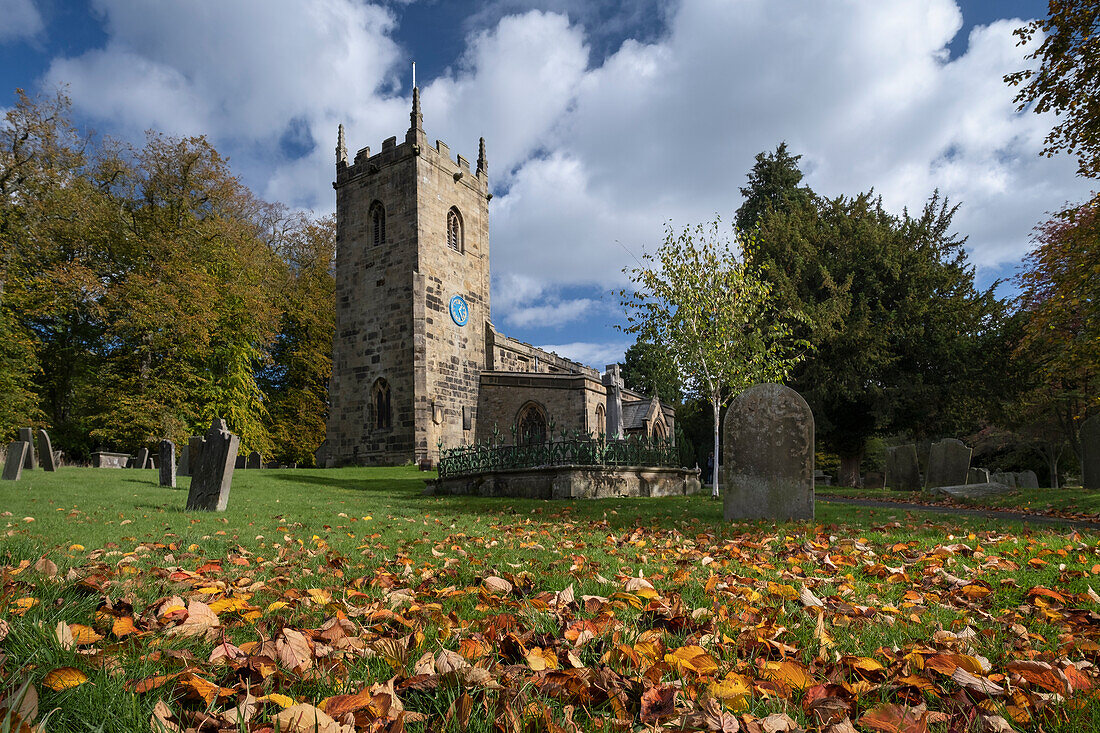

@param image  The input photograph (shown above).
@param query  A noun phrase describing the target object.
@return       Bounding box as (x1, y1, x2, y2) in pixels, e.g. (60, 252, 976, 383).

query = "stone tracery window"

(516, 401, 547, 444)
(372, 378, 391, 430)
(370, 201, 385, 246)
(652, 421, 667, 440)
(447, 207, 463, 252)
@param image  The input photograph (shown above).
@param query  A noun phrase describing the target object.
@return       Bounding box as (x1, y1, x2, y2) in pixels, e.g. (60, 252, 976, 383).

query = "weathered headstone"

(159, 439, 176, 488)
(188, 436, 205, 476)
(863, 471, 885, 489)
(17, 428, 36, 470)
(967, 467, 990, 485)
(1084, 415, 1100, 491)
(602, 364, 624, 438)
(1016, 470, 1039, 489)
(247, 451, 261, 469)
(37, 430, 57, 472)
(925, 439, 971, 489)
(178, 445, 190, 476)
(3, 442, 29, 481)
(186, 418, 239, 511)
(135, 447, 150, 470)
(722, 383, 814, 521)
(886, 444, 921, 491)
(991, 472, 1017, 489)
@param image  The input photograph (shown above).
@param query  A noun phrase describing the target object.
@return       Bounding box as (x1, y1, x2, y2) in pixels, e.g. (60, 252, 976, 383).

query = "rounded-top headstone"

(722, 383, 814, 521)
(1082, 415, 1100, 491)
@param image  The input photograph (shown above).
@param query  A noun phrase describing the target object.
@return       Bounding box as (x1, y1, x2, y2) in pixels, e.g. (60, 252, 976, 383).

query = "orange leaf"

(759, 660, 814, 690)
(42, 667, 88, 691)
(860, 703, 928, 733)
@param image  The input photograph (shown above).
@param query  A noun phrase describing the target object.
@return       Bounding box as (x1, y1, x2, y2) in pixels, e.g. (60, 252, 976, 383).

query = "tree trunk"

(712, 400, 721, 499)
(1047, 455, 1059, 489)
(838, 452, 863, 488)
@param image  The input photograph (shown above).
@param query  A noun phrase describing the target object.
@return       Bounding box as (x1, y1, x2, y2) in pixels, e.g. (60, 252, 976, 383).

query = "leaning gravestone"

(1084, 415, 1100, 491)
(722, 383, 814, 521)
(1016, 470, 1039, 489)
(17, 428, 36, 470)
(925, 439, 971, 489)
(247, 451, 261, 469)
(967, 467, 990, 485)
(3, 442, 29, 481)
(37, 430, 57, 472)
(159, 440, 176, 488)
(886, 444, 921, 491)
(134, 447, 149, 470)
(186, 418, 239, 511)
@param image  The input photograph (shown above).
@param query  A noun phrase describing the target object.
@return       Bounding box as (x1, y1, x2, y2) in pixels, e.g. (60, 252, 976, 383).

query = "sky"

(1, 0, 1095, 370)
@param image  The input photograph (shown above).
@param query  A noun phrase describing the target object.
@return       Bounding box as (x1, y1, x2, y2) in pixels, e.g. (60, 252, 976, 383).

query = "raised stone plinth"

(91, 451, 130, 468)
(722, 383, 814, 521)
(429, 464, 700, 499)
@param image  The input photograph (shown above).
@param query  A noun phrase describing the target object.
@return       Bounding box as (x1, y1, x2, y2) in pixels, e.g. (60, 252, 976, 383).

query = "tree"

(620, 337, 682, 405)
(1014, 196, 1100, 474)
(621, 218, 808, 496)
(744, 147, 1003, 486)
(735, 142, 814, 232)
(1005, 1, 1100, 178)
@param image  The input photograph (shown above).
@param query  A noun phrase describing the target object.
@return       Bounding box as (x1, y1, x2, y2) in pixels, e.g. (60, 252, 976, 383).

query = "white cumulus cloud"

(0, 0, 43, 43)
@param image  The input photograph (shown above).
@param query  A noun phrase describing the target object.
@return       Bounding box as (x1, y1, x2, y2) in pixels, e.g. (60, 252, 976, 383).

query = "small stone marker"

(18, 428, 36, 469)
(967, 467, 989, 484)
(247, 451, 262, 469)
(135, 447, 149, 470)
(186, 418, 239, 512)
(37, 430, 57, 472)
(159, 440, 176, 488)
(188, 435, 205, 476)
(1016, 470, 1039, 489)
(925, 438, 971, 489)
(991, 472, 1017, 489)
(3, 442, 29, 481)
(886, 444, 921, 491)
(722, 383, 814, 521)
(1084, 415, 1100, 491)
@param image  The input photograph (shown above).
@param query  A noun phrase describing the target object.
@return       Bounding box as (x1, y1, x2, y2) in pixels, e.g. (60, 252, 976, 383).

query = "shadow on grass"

(268, 472, 430, 494)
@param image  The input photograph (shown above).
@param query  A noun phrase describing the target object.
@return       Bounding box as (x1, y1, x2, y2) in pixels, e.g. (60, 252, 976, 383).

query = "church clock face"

(449, 295, 469, 326)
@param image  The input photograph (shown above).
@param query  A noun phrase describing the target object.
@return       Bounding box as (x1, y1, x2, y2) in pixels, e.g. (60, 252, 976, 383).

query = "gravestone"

(188, 436, 205, 476)
(1084, 415, 1100, 491)
(602, 364, 624, 438)
(178, 445, 190, 476)
(925, 439, 971, 489)
(135, 448, 149, 470)
(863, 471, 885, 489)
(234, 455, 245, 469)
(1016, 470, 1039, 489)
(886, 444, 921, 491)
(18, 428, 36, 470)
(186, 418, 239, 511)
(991, 472, 1017, 489)
(159, 440, 176, 488)
(37, 430, 57, 472)
(967, 467, 990, 484)
(931, 482, 1015, 499)
(247, 451, 262, 469)
(722, 383, 814, 521)
(3, 442, 29, 481)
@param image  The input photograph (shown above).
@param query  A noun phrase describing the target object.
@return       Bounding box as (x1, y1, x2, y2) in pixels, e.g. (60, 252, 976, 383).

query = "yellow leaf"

(69, 624, 103, 645)
(43, 667, 88, 691)
(665, 645, 719, 676)
(10, 597, 38, 616)
(266, 601, 290, 613)
(257, 693, 296, 708)
(759, 660, 815, 690)
(710, 673, 752, 709)
(525, 647, 559, 671)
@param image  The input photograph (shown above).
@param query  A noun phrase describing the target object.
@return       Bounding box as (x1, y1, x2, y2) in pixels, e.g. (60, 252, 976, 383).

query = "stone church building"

(323, 89, 675, 467)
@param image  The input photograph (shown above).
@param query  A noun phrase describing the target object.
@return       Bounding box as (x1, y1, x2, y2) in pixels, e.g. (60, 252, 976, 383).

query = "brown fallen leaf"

(640, 685, 676, 723)
(167, 600, 220, 640)
(277, 628, 314, 672)
(34, 557, 57, 577)
(951, 668, 1005, 697)
(150, 700, 183, 733)
(272, 703, 347, 733)
(861, 703, 928, 733)
(679, 697, 739, 732)
(483, 576, 513, 594)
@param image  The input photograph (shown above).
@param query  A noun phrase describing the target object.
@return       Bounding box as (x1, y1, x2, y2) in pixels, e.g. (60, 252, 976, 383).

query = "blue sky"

(2, 0, 1094, 369)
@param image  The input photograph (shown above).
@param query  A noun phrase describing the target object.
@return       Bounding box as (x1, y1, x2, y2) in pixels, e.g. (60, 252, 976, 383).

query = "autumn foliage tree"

(0, 89, 334, 463)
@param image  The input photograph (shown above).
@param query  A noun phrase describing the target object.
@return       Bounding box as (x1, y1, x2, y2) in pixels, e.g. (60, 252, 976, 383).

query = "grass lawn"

(2, 466, 1100, 732)
(817, 485, 1100, 519)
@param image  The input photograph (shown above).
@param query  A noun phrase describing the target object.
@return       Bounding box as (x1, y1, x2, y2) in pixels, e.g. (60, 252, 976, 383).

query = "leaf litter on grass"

(3, 514, 1100, 731)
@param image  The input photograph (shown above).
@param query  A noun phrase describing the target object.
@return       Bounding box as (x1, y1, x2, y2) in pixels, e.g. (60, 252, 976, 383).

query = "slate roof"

(621, 401, 651, 430)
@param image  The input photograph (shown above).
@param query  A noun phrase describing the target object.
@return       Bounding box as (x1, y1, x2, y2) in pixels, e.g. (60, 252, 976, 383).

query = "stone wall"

(486, 326, 598, 377)
(429, 464, 702, 499)
(475, 372, 606, 445)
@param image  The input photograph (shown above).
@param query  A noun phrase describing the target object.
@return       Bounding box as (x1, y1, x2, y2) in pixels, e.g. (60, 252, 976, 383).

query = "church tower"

(327, 89, 491, 465)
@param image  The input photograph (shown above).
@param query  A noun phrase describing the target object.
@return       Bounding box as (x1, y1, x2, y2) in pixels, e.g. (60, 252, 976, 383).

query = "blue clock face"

(449, 295, 469, 326)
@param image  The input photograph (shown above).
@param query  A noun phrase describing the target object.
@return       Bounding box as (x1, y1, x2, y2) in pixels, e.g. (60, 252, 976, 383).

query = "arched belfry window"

(370, 201, 385, 246)
(447, 207, 463, 252)
(516, 401, 547, 445)
(372, 378, 391, 430)
(595, 404, 606, 435)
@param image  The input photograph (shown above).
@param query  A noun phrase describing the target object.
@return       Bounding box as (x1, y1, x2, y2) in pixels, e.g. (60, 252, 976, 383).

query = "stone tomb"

(932, 482, 1015, 500)
(3, 442, 29, 481)
(1083, 415, 1100, 491)
(886, 444, 921, 491)
(925, 439, 971, 489)
(18, 427, 36, 470)
(186, 418, 239, 512)
(37, 430, 57, 472)
(722, 383, 814, 521)
(159, 440, 176, 488)
(91, 451, 129, 468)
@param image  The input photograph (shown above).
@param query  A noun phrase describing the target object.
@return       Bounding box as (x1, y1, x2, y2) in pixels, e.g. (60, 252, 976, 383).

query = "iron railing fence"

(438, 429, 694, 479)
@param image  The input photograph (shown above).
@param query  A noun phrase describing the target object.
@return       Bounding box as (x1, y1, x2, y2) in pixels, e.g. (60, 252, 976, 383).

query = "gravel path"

(818, 496, 1100, 531)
